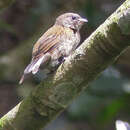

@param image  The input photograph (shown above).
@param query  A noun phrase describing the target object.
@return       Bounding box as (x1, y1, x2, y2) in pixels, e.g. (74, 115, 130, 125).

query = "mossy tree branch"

(0, 0, 130, 130)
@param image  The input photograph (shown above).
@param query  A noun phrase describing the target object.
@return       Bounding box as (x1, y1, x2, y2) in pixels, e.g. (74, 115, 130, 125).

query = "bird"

(19, 12, 88, 84)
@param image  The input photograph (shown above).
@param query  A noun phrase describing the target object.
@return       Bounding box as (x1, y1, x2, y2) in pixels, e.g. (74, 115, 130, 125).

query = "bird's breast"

(51, 28, 80, 63)
(59, 30, 80, 56)
(50, 29, 80, 68)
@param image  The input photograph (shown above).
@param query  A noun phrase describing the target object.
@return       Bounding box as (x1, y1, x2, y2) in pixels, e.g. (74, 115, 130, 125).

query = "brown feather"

(32, 25, 65, 59)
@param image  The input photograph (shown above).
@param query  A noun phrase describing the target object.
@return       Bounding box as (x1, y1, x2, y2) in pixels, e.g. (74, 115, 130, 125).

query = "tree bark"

(0, 0, 130, 130)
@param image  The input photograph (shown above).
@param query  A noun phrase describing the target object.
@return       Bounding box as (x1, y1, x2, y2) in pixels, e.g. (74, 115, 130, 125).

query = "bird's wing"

(32, 25, 65, 60)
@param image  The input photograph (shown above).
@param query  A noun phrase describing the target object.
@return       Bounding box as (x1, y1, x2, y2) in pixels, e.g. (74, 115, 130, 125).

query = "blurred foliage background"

(0, 0, 130, 130)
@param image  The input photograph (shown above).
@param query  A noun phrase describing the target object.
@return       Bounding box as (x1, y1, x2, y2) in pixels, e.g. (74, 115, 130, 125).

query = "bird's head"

(55, 13, 88, 31)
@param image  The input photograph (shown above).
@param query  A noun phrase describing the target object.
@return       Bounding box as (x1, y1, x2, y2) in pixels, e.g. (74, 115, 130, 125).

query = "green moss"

(0, 117, 6, 129)
(115, 0, 130, 35)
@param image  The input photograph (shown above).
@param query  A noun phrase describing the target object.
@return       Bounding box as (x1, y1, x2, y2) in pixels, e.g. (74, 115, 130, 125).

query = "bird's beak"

(78, 18, 88, 23)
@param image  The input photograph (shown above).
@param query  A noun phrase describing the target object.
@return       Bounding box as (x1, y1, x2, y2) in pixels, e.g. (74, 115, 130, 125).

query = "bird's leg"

(58, 55, 65, 64)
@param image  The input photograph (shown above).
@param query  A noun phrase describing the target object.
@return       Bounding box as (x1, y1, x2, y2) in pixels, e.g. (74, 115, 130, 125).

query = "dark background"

(0, 0, 130, 130)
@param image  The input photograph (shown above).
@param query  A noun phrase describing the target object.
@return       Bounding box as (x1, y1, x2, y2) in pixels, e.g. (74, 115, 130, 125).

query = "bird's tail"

(19, 74, 25, 84)
(19, 59, 39, 84)
(19, 54, 50, 84)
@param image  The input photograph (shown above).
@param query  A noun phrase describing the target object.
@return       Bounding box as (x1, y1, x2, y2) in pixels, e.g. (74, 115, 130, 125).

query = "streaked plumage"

(19, 13, 88, 84)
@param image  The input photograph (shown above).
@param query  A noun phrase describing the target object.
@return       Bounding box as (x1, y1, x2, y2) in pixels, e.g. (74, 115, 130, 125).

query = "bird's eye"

(72, 16, 77, 20)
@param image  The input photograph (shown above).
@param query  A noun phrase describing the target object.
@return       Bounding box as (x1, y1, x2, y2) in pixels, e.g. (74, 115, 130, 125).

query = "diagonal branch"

(0, 0, 130, 130)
